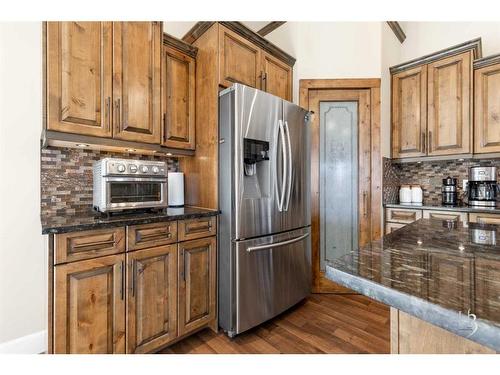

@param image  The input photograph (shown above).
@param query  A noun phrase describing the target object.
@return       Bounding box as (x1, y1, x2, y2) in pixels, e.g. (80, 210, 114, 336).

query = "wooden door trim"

(299, 79, 381, 294)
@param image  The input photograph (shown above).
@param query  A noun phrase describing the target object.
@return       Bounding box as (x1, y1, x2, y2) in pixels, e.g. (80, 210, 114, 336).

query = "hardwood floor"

(160, 294, 390, 354)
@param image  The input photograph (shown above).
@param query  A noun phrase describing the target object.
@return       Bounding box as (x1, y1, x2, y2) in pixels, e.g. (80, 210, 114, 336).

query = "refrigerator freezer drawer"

(235, 226, 311, 335)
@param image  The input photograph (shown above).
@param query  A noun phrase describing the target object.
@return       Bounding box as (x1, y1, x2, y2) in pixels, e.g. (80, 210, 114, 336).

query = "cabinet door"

(385, 207, 422, 224)
(178, 237, 217, 336)
(469, 212, 500, 224)
(47, 22, 112, 137)
(162, 46, 196, 149)
(474, 62, 500, 153)
(391, 65, 427, 158)
(427, 51, 472, 155)
(475, 257, 500, 321)
(126, 245, 177, 353)
(422, 210, 468, 222)
(113, 22, 161, 144)
(219, 25, 261, 88)
(428, 253, 472, 312)
(261, 52, 292, 101)
(385, 222, 405, 234)
(54, 254, 125, 354)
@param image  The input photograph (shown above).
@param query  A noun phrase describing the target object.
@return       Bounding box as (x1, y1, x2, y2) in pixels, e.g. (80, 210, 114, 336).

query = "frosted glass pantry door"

(319, 101, 358, 271)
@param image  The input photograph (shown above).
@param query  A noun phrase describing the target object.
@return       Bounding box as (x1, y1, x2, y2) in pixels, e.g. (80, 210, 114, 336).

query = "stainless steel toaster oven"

(93, 158, 168, 212)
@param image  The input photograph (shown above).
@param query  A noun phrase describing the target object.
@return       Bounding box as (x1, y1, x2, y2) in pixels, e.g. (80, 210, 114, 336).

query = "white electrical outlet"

(462, 179, 468, 190)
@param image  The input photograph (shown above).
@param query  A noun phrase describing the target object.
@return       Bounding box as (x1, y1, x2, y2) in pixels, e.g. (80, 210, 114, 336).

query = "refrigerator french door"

(218, 84, 311, 337)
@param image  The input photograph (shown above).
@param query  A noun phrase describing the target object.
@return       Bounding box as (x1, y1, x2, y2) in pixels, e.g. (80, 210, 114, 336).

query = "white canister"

(399, 185, 412, 204)
(411, 185, 423, 204)
(168, 172, 184, 207)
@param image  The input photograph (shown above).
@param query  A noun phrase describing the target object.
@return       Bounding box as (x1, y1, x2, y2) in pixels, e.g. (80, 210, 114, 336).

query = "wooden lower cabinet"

(391, 308, 495, 354)
(54, 254, 126, 354)
(385, 222, 405, 234)
(469, 212, 500, 224)
(126, 245, 178, 353)
(178, 236, 217, 336)
(51, 219, 218, 354)
(422, 210, 468, 222)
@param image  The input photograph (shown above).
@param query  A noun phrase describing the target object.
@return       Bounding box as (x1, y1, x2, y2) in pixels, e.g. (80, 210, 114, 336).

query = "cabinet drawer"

(54, 227, 125, 265)
(422, 210, 468, 222)
(179, 217, 217, 241)
(127, 221, 178, 251)
(385, 222, 406, 234)
(385, 208, 422, 224)
(469, 213, 500, 224)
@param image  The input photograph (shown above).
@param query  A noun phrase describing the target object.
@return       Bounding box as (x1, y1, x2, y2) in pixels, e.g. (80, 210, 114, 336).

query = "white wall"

(400, 22, 500, 61)
(380, 23, 402, 157)
(266, 22, 382, 103)
(0, 22, 46, 353)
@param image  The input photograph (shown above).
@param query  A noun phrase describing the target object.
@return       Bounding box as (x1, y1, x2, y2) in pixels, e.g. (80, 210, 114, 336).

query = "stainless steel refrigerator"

(218, 83, 311, 337)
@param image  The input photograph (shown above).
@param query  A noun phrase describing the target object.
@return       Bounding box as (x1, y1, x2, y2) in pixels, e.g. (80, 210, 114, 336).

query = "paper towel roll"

(168, 172, 184, 207)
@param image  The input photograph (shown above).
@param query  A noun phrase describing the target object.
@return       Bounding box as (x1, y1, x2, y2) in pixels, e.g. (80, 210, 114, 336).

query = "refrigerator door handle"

(275, 119, 287, 212)
(284, 120, 293, 211)
(246, 232, 310, 252)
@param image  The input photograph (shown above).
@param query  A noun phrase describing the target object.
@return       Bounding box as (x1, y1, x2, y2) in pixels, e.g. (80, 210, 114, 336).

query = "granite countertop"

(41, 206, 220, 234)
(325, 218, 500, 351)
(384, 201, 500, 214)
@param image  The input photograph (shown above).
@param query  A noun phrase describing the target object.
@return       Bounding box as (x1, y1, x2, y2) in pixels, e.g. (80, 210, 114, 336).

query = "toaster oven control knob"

(141, 165, 149, 173)
(129, 164, 138, 173)
(152, 166, 160, 174)
(117, 164, 126, 173)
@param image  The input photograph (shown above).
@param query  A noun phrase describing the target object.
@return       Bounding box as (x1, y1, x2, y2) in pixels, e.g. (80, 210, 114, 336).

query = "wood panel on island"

(49, 218, 217, 354)
(44, 21, 197, 156)
(390, 38, 481, 161)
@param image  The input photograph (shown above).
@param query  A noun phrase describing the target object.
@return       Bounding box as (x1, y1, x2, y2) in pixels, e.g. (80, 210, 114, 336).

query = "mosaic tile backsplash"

(383, 157, 500, 205)
(41, 147, 178, 217)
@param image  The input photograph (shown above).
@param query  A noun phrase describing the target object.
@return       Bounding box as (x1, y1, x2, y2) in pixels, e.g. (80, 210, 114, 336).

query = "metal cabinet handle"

(120, 261, 125, 300)
(181, 249, 186, 281)
(105, 97, 111, 130)
(163, 113, 167, 142)
(428, 131, 432, 153)
(114, 99, 121, 130)
(262, 72, 267, 91)
(421, 132, 426, 153)
(131, 260, 136, 297)
(363, 191, 369, 218)
(247, 233, 310, 252)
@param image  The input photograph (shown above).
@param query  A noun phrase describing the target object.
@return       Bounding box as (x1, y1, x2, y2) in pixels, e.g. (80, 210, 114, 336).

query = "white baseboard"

(0, 330, 47, 354)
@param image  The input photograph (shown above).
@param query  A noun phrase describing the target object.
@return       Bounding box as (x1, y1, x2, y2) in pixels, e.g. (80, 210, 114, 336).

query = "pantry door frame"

(299, 79, 381, 293)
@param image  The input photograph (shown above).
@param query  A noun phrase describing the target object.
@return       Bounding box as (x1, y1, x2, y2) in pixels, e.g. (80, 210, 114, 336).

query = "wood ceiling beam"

(386, 21, 406, 43)
(257, 21, 286, 37)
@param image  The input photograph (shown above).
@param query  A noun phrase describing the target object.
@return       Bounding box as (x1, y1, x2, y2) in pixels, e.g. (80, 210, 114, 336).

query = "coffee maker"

(467, 166, 498, 207)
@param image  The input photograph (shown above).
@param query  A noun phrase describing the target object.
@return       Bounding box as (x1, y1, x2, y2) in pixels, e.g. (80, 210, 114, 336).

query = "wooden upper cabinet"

(54, 254, 125, 354)
(391, 65, 427, 158)
(162, 45, 196, 149)
(112, 22, 162, 144)
(47, 22, 113, 137)
(262, 51, 292, 101)
(427, 51, 472, 156)
(178, 237, 217, 336)
(219, 26, 261, 88)
(474, 60, 500, 153)
(126, 245, 177, 353)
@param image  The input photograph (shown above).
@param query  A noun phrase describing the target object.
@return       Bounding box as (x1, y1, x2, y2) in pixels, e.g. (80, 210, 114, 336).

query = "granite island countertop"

(325, 218, 500, 352)
(384, 201, 500, 214)
(41, 206, 220, 234)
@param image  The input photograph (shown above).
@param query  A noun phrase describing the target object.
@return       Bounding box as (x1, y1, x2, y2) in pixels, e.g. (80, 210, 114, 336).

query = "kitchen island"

(326, 219, 500, 353)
